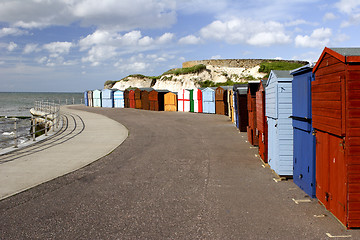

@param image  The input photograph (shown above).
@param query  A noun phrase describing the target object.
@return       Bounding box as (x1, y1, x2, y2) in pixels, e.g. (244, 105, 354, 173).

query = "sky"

(0, 0, 359, 92)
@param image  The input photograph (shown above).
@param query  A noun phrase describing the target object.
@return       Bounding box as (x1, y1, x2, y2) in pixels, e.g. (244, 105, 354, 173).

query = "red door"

(328, 134, 347, 225)
(316, 131, 346, 225)
(316, 130, 330, 209)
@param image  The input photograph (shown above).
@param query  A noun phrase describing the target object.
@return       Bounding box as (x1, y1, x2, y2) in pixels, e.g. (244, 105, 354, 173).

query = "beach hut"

(215, 86, 227, 115)
(93, 89, 102, 107)
(134, 88, 153, 109)
(256, 80, 268, 163)
(149, 90, 169, 111)
(193, 88, 203, 113)
(141, 89, 151, 110)
(84, 91, 89, 106)
(228, 88, 234, 121)
(128, 89, 136, 108)
(189, 88, 203, 113)
(234, 84, 248, 132)
(202, 87, 216, 114)
(101, 89, 115, 108)
(178, 89, 191, 112)
(164, 92, 177, 111)
(114, 90, 124, 108)
(124, 89, 129, 108)
(265, 70, 293, 176)
(247, 81, 260, 146)
(87, 90, 93, 107)
(134, 88, 142, 109)
(312, 47, 360, 228)
(290, 63, 316, 198)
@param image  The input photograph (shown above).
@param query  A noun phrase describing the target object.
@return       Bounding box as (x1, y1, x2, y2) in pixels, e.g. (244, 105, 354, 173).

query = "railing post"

(52, 104, 55, 132)
(32, 116, 36, 141)
(14, 118, 18, 148)
(73, 97, 75, 105)
(45, 115, 48, 136)
(66, 99, 68, 105)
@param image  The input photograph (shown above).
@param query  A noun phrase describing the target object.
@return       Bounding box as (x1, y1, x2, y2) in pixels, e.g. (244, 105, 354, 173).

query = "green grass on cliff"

(162, 64, 207, 76)
(259, 61, 305, 78)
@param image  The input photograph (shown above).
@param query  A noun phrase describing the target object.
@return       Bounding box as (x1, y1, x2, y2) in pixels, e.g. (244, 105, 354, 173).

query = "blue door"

(202, 89, 215, 114)
(293, 126, 316, 198)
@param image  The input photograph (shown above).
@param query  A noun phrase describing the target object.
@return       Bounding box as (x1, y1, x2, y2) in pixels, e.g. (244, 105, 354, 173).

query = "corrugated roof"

(330, 48, 360, 56)
(272, 70, 292, 79)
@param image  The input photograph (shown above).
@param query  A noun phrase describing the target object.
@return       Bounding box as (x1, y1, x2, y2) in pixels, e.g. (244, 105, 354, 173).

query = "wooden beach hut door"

(164, 92, 177, 112)
(202, 88, 215, 114)
(149, 90, 158, 111)
(215, 87, 226, 115)
(114, 91, 124, 108)
(141, 90, 150, 110)
(315, 131, 346, 224)
(129, 90, 135, 108)
(135, 88, 142, 109)
(197, 89, 203, 113)
(178, 89, 190, 112)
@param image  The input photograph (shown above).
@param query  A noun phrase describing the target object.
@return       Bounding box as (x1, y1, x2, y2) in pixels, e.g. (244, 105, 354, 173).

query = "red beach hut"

(128, 89, 136, 108)
(149, 90, 169, 111)
(256, 80, 268, 162)
(313, 47, 360, 228)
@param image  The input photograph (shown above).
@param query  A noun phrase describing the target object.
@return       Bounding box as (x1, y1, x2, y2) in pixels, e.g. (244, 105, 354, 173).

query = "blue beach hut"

(93, 89, 102, 107)
(290, 63, 316, 197)
(101, 89, 114, 108)
(202, 87, 216, 114)
(84, 91, 89, 106)
(114, 90, 124, 108)
(265, 70, 293, 176)
(233, 84, 248, 132)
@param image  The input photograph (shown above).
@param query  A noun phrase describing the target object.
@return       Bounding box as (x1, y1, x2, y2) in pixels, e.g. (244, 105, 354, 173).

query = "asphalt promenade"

(0, 106, 358, 239)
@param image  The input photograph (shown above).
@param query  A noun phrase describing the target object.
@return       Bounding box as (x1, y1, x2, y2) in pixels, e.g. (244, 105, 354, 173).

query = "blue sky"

(0, 0, 359, 92)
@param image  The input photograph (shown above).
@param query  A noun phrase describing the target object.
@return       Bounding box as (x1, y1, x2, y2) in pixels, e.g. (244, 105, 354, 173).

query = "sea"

(0, 92, 83, 149)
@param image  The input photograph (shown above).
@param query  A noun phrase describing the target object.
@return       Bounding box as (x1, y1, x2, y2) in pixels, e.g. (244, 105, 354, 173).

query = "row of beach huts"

(84, 47, 360, 229)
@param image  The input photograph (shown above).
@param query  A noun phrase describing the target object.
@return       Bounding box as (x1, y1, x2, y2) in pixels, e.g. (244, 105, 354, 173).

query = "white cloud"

(200, 17, 291, 46)
(43, 41, 73, 54)
(82, 45, 117, 66)
(335, 0, 360, 14)
(23, 43, 39, 54)
(295, 27, 332, 48)
(178, 35, 202, 45)
(157, 33, 174, 45)
(323, 12, 337, 21)
(139, 36, 154, 46)
(0, 0, 177, 31)
(7, 42, 17, 51)
(335, 0, 360, 26)
(0, 27, 27, 38)
(79, 29, 115, 51)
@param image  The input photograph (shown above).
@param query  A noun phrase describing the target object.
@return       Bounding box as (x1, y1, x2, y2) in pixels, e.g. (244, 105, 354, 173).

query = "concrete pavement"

(0, 105, 128, 200)
(0, 106, 358, 239)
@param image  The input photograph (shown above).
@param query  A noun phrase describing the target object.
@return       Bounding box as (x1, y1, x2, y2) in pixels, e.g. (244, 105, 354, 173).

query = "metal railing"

(0, 101, 61, 149)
